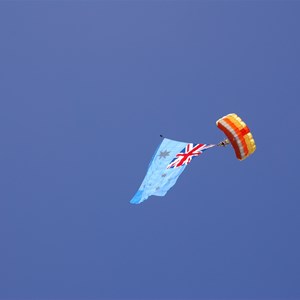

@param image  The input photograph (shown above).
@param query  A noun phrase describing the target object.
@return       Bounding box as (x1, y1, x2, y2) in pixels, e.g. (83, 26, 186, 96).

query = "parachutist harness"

(217, 139, 230, 147)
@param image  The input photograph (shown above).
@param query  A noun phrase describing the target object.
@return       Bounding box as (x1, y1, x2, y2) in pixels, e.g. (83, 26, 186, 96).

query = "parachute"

(216, 113, 256, 160)
(130, 113, 256, 204)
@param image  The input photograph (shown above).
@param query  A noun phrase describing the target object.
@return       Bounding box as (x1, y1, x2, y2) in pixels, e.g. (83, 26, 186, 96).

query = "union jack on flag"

(167, 143, 215, 169)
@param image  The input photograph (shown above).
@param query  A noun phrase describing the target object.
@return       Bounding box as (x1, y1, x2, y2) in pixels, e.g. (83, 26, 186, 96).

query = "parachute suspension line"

(159, 134, 228, 148)
(217, 138, 230, 147)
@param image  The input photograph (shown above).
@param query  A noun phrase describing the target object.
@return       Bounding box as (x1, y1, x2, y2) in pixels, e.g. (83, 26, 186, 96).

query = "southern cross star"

(159, 150, 170, 159)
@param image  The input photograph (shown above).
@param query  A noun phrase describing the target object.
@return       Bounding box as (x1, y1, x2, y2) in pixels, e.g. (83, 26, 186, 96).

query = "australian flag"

(130, 138, 215, 204)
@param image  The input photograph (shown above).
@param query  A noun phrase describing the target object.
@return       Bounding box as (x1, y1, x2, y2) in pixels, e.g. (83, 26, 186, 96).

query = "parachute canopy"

(216, 113, 256, 160)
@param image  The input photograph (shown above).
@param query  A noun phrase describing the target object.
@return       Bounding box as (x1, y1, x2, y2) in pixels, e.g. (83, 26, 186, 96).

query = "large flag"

(130, 138, 215, 204)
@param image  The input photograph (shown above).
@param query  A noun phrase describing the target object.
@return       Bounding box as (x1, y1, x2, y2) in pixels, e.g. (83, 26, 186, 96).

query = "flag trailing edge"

(130, 138, 215, 204)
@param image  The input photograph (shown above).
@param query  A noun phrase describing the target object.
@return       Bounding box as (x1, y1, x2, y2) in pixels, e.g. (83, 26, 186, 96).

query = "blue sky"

(0, 1, 299, 299)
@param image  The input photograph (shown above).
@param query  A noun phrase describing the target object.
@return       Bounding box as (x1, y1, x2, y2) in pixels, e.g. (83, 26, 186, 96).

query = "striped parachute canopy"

(216, 113, 256, 160)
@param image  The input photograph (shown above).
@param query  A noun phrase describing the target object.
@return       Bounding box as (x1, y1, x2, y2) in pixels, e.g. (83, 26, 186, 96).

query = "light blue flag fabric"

(130, 138, 209, 204)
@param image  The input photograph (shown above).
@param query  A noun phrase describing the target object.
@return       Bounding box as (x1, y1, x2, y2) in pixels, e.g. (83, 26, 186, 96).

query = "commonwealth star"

(159, 150, 170, 159)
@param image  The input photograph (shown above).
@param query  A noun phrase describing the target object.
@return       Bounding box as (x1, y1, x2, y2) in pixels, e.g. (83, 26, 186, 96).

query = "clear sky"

(0, 1, 299, 300)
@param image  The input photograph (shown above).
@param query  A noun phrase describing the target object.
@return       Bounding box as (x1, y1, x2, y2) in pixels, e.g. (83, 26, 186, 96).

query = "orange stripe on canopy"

(217, 121, 242, 160)
(223, 117, 249, 158)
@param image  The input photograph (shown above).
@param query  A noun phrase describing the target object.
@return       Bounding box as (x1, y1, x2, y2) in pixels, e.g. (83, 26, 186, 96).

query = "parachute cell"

(216, 113, 256, 160)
